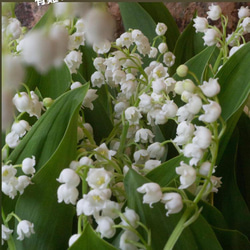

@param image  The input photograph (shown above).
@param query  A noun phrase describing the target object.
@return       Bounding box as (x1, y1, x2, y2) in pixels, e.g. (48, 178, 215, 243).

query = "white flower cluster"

(193, 4, 249, 58)
(2, 156, 35, 199)
(57, 143, 147, 248)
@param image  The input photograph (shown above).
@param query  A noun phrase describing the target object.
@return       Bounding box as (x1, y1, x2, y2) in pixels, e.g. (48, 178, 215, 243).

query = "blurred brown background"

(15, 2, 250, 40)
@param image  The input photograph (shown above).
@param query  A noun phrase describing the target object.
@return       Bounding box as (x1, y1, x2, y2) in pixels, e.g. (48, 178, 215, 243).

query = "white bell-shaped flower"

(86, 168, 112, 190)
(15, 175, 31, 195)
(11, 120, 30, 137)
(94, 143, 116, 162)
(125, 107, 142, 125)
(135, 128, 155, 143)
(183, 143, 204, 166)
(64, 50, 82, 74)
(207, 4, 222, 21)
(137, 183, 163, 207)
(144, 159, 161, 173)
(120, 207, 140, 228)
(199, 100, 221, 123)
(57, 184, 79, 205)
(200, 78, 220, 97)
(22, 156, 36, 176)
(238, 6, 250, 19)
(193, 17, 208, 33)
(2, 224, 13, 245)
(96, 216, 116, 239)
(173, 121, 194, 146)
(57, 168, 80, 187)
(147, 142, 165, 160)
(76, 189, 111, 216)
(203, 29, 221, 46)
(192, 126, 212, 149)
(16, 220, 35, 241)
(2, 165, 17, 182)
(5, 131, 20, 149)
(161, 192, 183, 216)
(155, 23, 168, 36)
(176, 161, 196, 189)
(102, 200, 121, 219)
(119, 230, 139, 250)
(82, 89, 98, 110)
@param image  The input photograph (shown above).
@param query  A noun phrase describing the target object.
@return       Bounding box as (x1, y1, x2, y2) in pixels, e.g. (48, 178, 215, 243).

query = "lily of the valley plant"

(2, 2, 250, 250)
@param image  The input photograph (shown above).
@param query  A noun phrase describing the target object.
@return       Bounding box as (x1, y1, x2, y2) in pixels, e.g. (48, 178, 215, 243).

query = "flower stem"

(163, 208, 192, 250)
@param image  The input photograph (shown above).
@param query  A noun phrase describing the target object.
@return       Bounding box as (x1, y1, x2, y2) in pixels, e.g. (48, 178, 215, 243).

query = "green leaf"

(125, 169, 222, 250)
(79, 45, 96, 82)
(146, 154, 185, 187)
(24, 63, 71, 99)
(119, 2, 156, 43)
(13, 86, 88, 250)
(8, 84, 89, 172)
(69, 224, 118, 250)
(173, 45, 219, 83)
(170, 17, 206, 75)
(139, 2, 180, 52)
(214, 128, 250, 239)
(212, 227, 250, 250)
(236, 113, 250, 209)
(217, 42, 250, 122)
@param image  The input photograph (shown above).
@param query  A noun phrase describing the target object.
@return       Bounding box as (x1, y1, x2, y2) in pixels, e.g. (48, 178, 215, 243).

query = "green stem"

(2, 209, 16, 250)
(163, 208, 192, 250)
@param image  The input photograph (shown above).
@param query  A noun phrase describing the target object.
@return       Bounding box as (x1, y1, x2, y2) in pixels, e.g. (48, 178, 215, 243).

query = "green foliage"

(24, 63, 71, 99)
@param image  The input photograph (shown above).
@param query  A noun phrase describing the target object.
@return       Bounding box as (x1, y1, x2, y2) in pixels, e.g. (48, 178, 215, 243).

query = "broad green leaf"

(236, 113, 250, 209)
(146, 154, 185, 187)
(139, 2, 180, 52)
(84, 93, 114, 144)
(72, 70, 87, 84)
(214, 128, 250, 239)
(79, 45, 96, 82)
(119, 2, 156, 43)
(173, 45, 219, 83)
(69, 224, 118, 250)
(212, 227, 250, 250)
(170, 17, 206, 75)
(8, 84, 89, 172)
(217, 42, 250, 122)
(125, 169, 222, 250)
(24, 63, 71, 99)
(13, 87, 88, 249)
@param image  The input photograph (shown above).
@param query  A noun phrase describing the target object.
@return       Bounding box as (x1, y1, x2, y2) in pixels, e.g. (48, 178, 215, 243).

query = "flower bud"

(183, 79, 196, 93)
(158, 43, 168, 54)
(176, 64, 188, 77)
